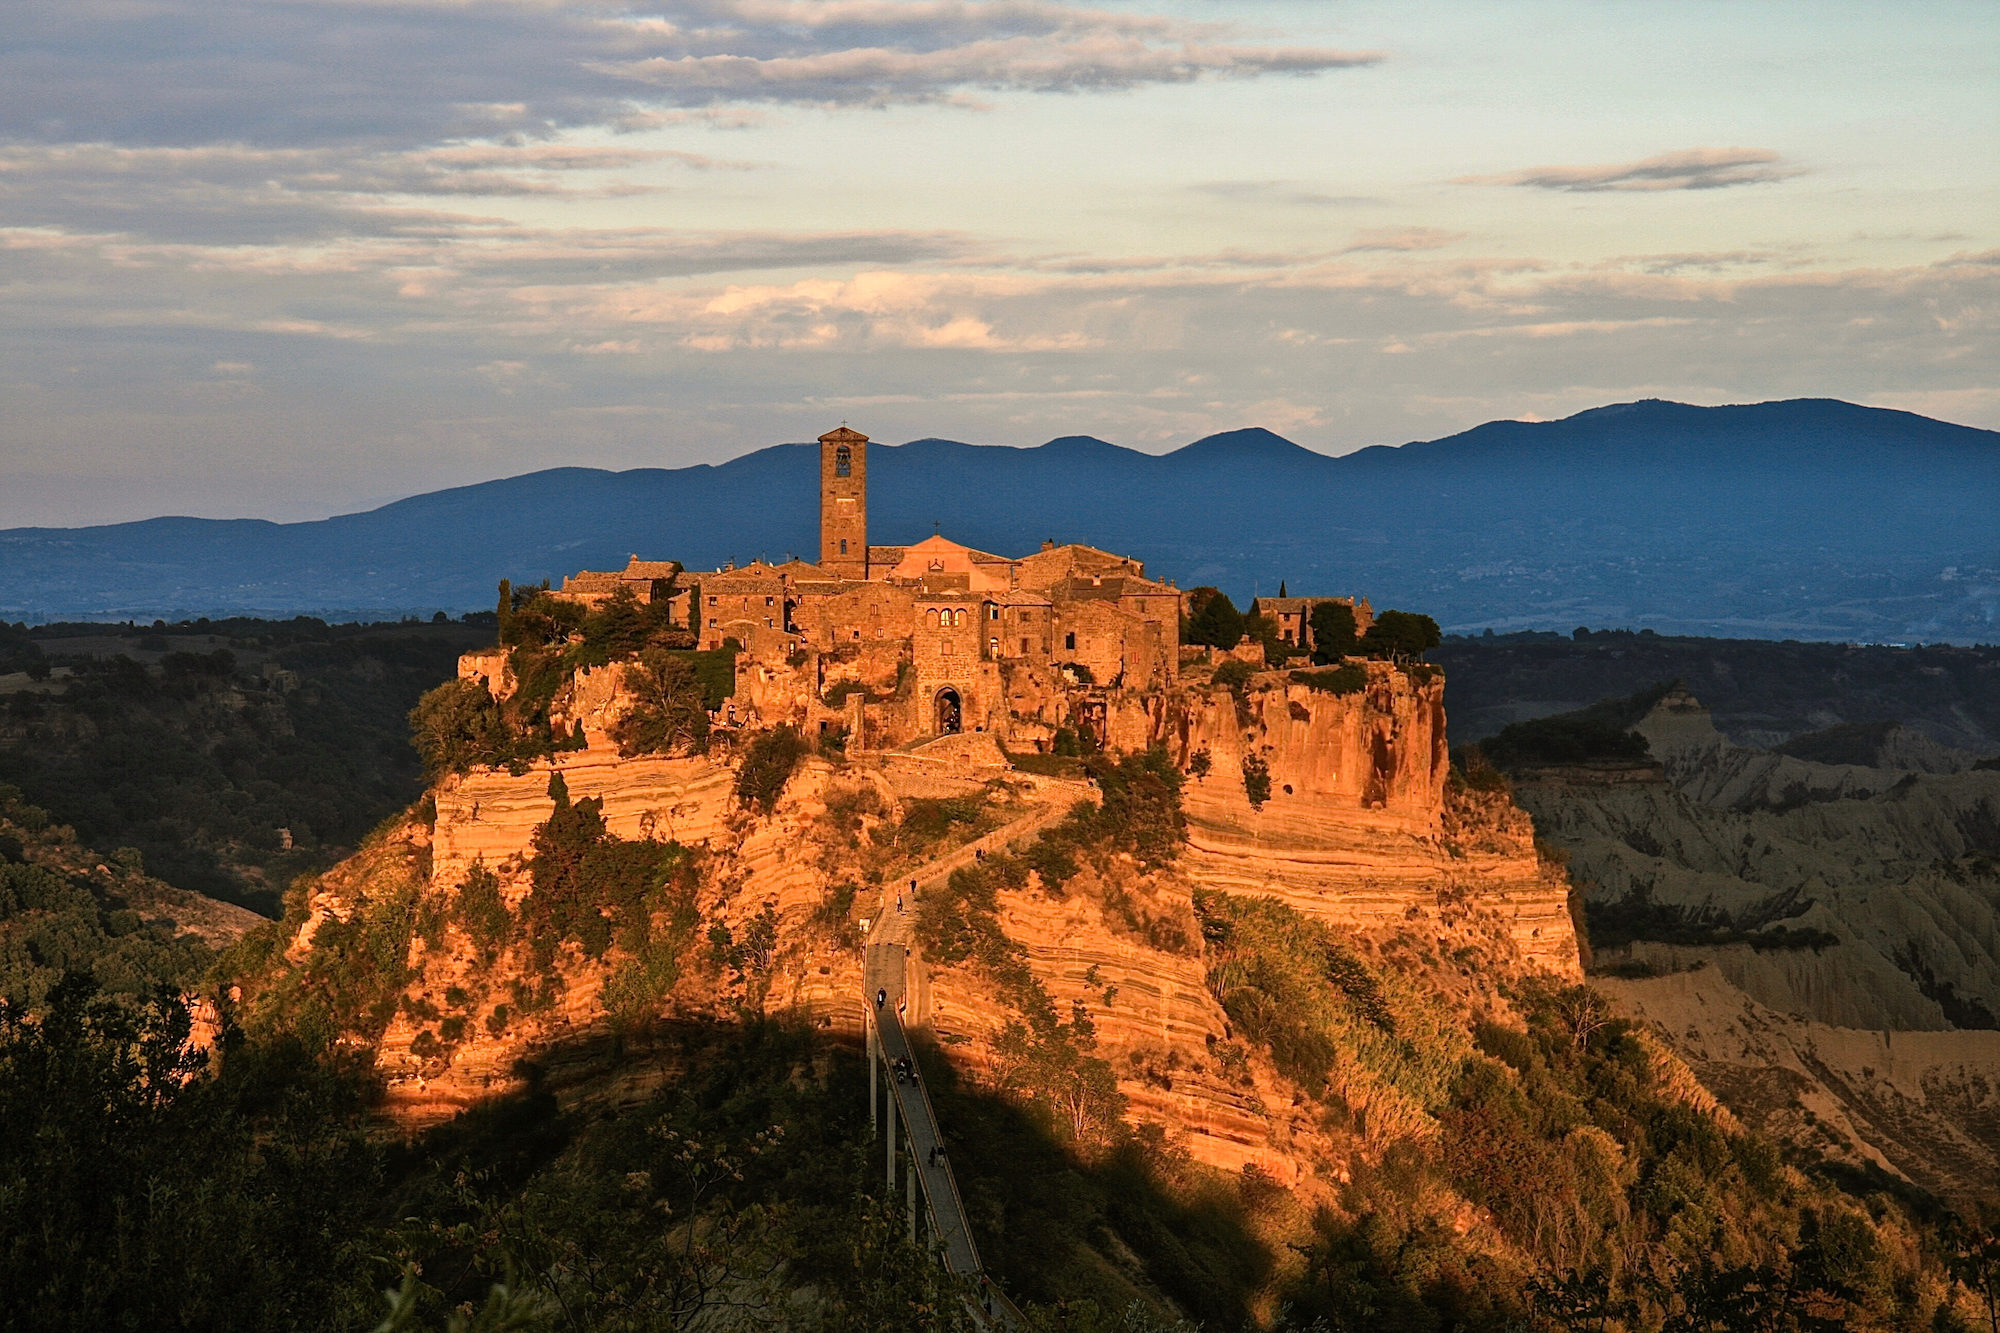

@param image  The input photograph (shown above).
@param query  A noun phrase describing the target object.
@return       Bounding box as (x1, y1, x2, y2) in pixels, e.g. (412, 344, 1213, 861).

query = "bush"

(524, 778, 698, 969)
(455, 863, 513, 960)
(612, 649, 711, 758)
(734, 725, 808, 813)
(1241, 754, 1271, 809)
(1290, 664, 1366, 696)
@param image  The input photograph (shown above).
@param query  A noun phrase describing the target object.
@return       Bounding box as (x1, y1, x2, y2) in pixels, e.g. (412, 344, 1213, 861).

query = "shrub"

(455, 863, 513, 960)
(1291, 664, 1366, 696)
(612, 649, 711, 758)
(524, 780, 699, 969)
(1241, 754, 1272, 809)
(734, 725, 808, 813)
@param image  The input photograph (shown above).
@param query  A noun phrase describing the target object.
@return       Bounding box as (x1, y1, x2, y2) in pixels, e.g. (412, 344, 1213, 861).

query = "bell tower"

(819, 425, 868, 580)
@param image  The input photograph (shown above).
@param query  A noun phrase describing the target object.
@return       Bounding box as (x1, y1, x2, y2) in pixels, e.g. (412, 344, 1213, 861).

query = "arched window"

(925, 608, 939, 629)
(952, 609, 966, 626)
(835, 445, 852, 477)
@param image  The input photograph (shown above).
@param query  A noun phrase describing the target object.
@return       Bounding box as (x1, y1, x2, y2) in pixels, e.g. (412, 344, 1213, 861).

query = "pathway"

(860, 778, 1090, 1315)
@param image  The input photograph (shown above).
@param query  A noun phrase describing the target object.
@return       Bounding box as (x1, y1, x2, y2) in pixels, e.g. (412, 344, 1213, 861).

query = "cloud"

(1189, 180, 1375, 208)
(1341, 227, 1463, 254)
(1455, 147, 1801, 193)
(0, 1, 1377, 151)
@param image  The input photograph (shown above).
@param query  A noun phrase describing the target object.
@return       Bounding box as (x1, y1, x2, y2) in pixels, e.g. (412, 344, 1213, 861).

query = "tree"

(409, 678, 507, 781)
(495, 579, 513, 644)
(1182, 588, 1245, 649)
(1309, 601, 1359, 663)
(612, 650, 711, 758)
(734, 725, 808, 813)
(1360, 609, 1441, 661)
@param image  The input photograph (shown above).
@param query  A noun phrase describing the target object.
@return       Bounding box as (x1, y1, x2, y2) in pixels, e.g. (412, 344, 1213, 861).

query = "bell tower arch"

(819, 425, 869, 580)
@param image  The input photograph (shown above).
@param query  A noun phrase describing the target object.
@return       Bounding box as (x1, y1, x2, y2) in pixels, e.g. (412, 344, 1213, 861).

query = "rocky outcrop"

(266, 651, 1581, 1161)
(1176, 666, 1579, 979)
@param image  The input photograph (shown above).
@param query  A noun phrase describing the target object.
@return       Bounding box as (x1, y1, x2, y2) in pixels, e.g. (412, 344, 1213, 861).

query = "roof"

(1252, 595, 1353, 615)
(819, 426, 869, 444)
(620, 558, 682, 579)
(897, 533, 1012, 564)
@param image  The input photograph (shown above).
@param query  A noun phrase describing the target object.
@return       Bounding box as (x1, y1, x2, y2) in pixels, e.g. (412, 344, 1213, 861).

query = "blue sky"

(2, 0, 1995, 525)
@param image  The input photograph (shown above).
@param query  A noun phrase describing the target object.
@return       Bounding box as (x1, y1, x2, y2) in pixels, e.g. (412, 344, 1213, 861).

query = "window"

(1020, 638, 1030, 653)
(835, 445, 851, 476)
(1065, 632, 1076, 650)
(925, 609, 939, 629)
(708, 595, 717, 606)
(989, 637, 1000, 656)
(765, 595, 774, 606)
(840, 539, 847, 554)
(988, 605, 1000, 620)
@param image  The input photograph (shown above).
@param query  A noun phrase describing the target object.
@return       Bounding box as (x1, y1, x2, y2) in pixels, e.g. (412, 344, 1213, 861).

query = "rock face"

(1516, 689, 2000, 1198)
(1175, 667, 1579, 980)
(258, 652, 1580, 1185)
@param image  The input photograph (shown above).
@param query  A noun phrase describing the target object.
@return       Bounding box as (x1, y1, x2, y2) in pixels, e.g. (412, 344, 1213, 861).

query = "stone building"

(559, 425, 1189, 750)
(1251, 595, 1374, 655)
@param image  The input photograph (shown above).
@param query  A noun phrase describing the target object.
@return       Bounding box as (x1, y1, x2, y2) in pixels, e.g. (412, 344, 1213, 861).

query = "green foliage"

(524, 783, 698, 973)
(454, 863, 513, 962)
(609, 648, 710, 758)
(1478, 713, 1653, 770)
(1291, 663, 1367, 696)
(733, 724, 809, 813)
(0, 859, 212, 1008)
(1196, 892, 1467, 1112)
(1309, 600, 1360, 663)
(0, 623, 478, 915)
(0, 974, 381, 1331)
(1360, 608, 1443, 661)
(1023, 749, 1186, 894)
(1211, 657, 1256, 695)
(1182, 587, 1246, 649)
(1240, 753, 1272, 808)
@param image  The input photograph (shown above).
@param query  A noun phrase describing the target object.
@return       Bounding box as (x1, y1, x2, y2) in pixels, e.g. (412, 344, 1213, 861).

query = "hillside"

(5, 398, 1999, 642)
(1477, 685, 2000, 1204)
(179, 616, 1992, 1328)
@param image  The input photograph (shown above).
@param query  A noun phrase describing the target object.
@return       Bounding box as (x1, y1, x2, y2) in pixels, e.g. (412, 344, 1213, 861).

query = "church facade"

(556, 427, 1186, 750)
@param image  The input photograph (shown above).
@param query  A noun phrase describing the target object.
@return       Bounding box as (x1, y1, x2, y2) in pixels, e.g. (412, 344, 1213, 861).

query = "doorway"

(934, 687, 963, 736)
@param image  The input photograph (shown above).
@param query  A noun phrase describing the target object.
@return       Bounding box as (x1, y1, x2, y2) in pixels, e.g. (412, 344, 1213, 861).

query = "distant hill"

(2, 398, 1996, 642)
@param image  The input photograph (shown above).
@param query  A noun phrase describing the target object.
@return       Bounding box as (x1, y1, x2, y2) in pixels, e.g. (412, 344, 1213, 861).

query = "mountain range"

(3, 397, 1996, 642)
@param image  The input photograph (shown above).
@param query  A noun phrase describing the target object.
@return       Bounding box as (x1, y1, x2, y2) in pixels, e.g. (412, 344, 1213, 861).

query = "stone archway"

(934, 687, 963, 736)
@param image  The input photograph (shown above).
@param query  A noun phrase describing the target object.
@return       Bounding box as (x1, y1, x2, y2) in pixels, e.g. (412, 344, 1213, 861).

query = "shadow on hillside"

(387, 1016, 1275, 1327)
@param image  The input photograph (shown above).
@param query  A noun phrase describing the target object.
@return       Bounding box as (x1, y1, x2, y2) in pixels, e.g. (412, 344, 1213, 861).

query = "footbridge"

(859, 782, 1088, 1322)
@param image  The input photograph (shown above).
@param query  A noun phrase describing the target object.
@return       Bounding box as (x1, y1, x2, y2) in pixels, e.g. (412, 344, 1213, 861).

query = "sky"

(2, 0, 1996, 527)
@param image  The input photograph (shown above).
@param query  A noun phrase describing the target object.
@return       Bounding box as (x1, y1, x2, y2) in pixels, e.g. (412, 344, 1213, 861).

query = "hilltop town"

(521, 426, 1371, 753)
